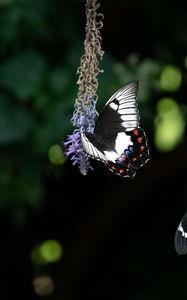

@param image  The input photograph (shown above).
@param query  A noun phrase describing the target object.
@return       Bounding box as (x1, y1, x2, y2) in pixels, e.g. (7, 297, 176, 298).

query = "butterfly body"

(81, 81, 150, 178)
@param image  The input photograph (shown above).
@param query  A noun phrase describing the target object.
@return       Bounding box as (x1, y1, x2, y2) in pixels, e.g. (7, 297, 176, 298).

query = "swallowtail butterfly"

(175, 212, 187, 255)
(81, 81, 150, 178)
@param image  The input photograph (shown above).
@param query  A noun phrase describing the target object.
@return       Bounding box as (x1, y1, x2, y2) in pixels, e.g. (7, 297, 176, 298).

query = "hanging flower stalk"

(64, 0, 104, 175)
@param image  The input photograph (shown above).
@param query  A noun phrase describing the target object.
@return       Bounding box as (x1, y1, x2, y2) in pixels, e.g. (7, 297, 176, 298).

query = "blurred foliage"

(32, 239, 63, 265)
(154, 98, 185, 151)
(40, 239, 63, 263)
(1, 1, 187, 300)
(48, 144, 65, 165)
(33, 276, 54, 297)
(160, 65, 182, 92)
(0, 0, 187, 227)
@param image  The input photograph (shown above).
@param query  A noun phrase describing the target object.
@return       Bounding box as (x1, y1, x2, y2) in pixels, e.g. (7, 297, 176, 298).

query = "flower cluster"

(64, 0, 104, 175)
(64, 130, 93, 175)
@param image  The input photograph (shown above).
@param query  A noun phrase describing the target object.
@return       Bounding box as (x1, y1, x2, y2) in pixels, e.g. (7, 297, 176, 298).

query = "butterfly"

(174, 212, 187, 255)
(81, 81, 150, 178)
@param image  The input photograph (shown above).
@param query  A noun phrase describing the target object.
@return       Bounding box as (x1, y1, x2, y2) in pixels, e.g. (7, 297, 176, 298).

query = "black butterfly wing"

(94, 81, 139, 148)
(175, 212, 187, 255)
(81, 81, 139, 161)
(105, 127, 150, 178)
(80, 130, 107, 162)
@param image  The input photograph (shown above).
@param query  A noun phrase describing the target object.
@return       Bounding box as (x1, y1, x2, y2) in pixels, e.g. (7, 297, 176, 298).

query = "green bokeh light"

(48, 144, 65, 165)
(32, 240, 63, 265)
(40, 240, 63, 263)
(154, 98, 185, 152)
(160, 65, 182, 92)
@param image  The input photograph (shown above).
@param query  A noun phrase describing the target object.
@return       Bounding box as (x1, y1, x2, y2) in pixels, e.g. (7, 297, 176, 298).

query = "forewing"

(114, 81, 140, 130)
(175, 212, 187, 255)
(94, 81, 140, 149)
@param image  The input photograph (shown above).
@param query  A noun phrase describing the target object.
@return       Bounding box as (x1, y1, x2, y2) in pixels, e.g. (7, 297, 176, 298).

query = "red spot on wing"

(133, 129, 139, 136)
(137, 137, 143, 143)
(111, 165, 117, 170)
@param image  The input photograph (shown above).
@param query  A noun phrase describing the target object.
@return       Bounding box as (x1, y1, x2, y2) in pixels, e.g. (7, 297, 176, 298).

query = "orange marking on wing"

(119, 169, 124, 174)
(139, 153, 143, 157)
(137, 137, 143, 143)
(140, 146, 145, 151)
(133, 129, 139, 136)
(126, 168, 129, 172)
(111, 165, 117, 170)
(132, 157, 137, 162)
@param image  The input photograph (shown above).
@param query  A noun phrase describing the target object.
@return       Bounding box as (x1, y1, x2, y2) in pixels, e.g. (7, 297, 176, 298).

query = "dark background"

(0, 0, 187, 299)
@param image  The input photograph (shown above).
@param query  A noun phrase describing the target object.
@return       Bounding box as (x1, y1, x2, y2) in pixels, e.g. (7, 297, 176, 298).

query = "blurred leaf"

(0, 51, 46, 100)
(160, 65, 182, 92)
(48, 144, 65, 165)
(33, 101, 72, 154)
(18, 0, 52, 38)
(48, 67, 73, 96)
(33, 92, 52, 111)
(0, 6, 22, 52)
(113, 62, 135, 85)
(138, 59, 161, 101)
(112, 56, 161, 103)
(0, 0, 14, 6)
(154, 98, 185, 151)
(0, 96, 34, 144)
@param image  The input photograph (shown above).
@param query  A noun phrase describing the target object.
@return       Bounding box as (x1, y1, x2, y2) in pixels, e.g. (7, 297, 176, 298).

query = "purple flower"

(64, 0, 104, 175)
(64, 130, 93, 175)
